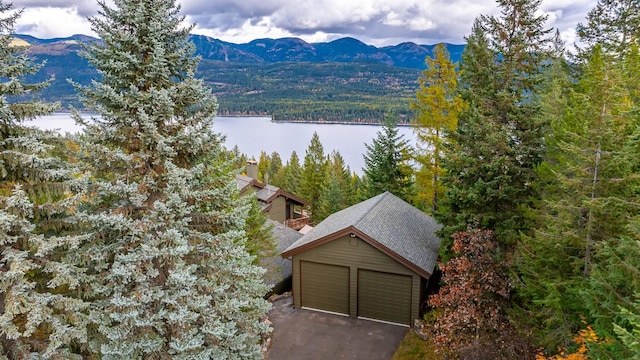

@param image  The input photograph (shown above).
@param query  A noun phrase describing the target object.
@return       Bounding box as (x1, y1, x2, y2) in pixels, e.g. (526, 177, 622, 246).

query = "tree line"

(408, 0, 640, 358)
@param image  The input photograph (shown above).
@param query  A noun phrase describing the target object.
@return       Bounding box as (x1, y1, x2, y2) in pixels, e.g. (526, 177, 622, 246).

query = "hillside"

(15, 33, 464, 122)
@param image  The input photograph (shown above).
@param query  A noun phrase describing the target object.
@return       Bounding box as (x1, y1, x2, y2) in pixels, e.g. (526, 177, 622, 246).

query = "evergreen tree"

(272, 151, 302, 195)
(518, 44, 639, 355)
(613, 291, 640, 358)
(257, 150, 270, 183)
(438, 0, 552, 246)
(268, 151, 282, 183)
(315, 150, 354, 222)
(576, 0, 640, 56)
(72, 0, 270, 357)
(243, 193, 275, 262)
(411, 43, 465, 213)
(361, 116, 413, 203)
(299, 132, 327, 222)
(587, 229, 640, 358)
(227, 145, 247, 171)
(0, 2, 90, 357)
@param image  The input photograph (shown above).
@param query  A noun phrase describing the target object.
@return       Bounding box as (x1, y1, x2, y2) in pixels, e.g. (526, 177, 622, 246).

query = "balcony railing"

(285, 216, 310, 231)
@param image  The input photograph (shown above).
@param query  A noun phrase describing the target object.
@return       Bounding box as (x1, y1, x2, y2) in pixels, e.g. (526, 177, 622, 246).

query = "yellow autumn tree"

(411, 43, 465, 213)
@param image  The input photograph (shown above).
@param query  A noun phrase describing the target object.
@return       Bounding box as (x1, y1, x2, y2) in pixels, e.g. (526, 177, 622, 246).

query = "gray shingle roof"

(236, 174, 308, 206)
(283, 191, 442, 276)
(261, 220, 303, 287)
(256, 184, 280, 202)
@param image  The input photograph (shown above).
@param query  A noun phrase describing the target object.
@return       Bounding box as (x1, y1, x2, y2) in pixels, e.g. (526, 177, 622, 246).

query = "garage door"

(358, 269, 412, 325)
(301, 262, 349, 315)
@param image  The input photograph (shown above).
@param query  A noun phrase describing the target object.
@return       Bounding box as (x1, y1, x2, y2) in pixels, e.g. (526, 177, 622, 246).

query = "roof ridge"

(353, 191, 389, 227)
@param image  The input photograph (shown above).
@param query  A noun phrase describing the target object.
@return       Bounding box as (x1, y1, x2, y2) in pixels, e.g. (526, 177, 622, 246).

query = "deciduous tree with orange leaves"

(428, 228, 532, 359)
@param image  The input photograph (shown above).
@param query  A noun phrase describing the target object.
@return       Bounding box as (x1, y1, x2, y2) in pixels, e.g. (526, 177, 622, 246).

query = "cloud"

(9, 0, 596, 47)
(15, 6, 95, 38)
(12, 0, 101, 16)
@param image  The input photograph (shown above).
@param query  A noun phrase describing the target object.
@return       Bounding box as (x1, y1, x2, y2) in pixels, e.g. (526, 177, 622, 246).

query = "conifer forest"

(1, 0, 640, 359)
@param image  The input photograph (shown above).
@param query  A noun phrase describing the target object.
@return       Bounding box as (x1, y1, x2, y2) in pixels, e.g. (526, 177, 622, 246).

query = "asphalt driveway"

(266, 296, 407, 360)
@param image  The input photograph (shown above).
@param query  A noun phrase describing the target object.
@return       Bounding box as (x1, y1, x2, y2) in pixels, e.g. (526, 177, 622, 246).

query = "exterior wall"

(267, 196, 287, 223)
(291, 235, 423, 323)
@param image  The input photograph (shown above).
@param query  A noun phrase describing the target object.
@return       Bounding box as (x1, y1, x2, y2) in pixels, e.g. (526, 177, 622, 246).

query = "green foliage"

(201, 60, 418, 122)
(518, 44, 640, 354)
(257, 150, 270, 183)
(299, 132, 327, 222)
(586, 232, 640, 358)
(438, 0, 552, 248)
(576, 0, 640, 57)
(0, 6, 58, 124)
(362, 115, 414, 203)
(271, 151, 302, 195)
(243, 191, 276, 262)
(391, 331, 441, 360)
(411, 43, 465, 213)
(315, 150, 356, 222)
(0, 2, 91, 358)
(614, 293, 640, 359)
(70, 0, 270, 357)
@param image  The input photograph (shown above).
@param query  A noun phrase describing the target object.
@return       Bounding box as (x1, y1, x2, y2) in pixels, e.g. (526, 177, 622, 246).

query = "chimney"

(246, 159, 258, 179)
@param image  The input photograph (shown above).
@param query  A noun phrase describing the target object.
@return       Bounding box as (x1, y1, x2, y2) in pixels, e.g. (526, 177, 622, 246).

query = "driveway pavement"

(266, 296, 407, 360)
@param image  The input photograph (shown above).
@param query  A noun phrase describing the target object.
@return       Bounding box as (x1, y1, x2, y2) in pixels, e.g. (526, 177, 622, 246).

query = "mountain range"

(13, 33, 464, 121)
(16, 33, 464, 69)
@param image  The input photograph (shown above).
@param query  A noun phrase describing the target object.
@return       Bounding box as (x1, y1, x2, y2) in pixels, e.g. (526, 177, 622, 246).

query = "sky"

(11, 0, 596, 47)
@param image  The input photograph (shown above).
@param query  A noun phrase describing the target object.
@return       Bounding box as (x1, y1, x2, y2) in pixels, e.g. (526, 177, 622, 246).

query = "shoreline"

(50, 112, 412, 127)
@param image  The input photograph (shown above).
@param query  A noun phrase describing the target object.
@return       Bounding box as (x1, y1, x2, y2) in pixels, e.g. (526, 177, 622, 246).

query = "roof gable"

(237, 174, 308, 206)
(282, 192, 442, 277)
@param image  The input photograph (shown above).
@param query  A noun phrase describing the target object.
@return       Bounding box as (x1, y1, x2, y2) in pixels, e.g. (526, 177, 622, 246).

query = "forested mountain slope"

(16, 33, 463, 122)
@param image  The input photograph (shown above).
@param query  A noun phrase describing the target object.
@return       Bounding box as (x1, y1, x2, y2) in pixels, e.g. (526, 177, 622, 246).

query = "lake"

(29, 113, 417, 174)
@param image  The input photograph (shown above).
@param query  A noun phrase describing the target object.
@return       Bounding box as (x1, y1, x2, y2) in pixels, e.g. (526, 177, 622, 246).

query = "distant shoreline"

(49, 112, 412, 126)
(272, 119, 412, 127)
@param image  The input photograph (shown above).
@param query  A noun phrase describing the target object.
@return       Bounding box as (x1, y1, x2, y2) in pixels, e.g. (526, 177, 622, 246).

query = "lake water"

(29, 113, 416, 174)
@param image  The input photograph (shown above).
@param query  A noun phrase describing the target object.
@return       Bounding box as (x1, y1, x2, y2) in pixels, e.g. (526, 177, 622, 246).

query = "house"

(260, 220, 303, 295)
(237, 160, 309, 230)
(281, 191, 442, 326)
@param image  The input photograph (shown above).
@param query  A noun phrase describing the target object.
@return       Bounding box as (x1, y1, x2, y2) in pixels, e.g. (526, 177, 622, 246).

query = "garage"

(300, 261, 349, 315)
(282, 192, 442, 327)
(358, 270, 412, 325)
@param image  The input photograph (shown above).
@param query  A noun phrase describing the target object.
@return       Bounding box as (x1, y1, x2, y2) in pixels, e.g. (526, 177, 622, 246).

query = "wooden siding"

(291, 235, 422, 323)
(267, 196, 287, 223)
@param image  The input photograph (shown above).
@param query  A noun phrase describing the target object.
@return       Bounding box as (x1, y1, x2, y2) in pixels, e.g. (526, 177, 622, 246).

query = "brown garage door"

(301, 261, 349, 315)
(358, 269, 412, 325)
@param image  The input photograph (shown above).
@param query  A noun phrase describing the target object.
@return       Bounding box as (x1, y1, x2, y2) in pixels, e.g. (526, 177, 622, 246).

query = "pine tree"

(272, 151, 302, 195)
(361, 115, 413, 203)
(411, 43, 465, 213)
(72, 0, 270, 357)
(268, 151, 282, 183)
(315, 150, 354, 222)
(438, 0, 552, 246)
(588, 230, 640, 358)
(299, 132, 327, 222)
(518, 44, 640, 354)
(257, 150, 270, 183)
(576, 0, 640, 56)
(613, 291, 640, 358)
(0, 2, 91, 357)
(243, 192, 276, 262)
